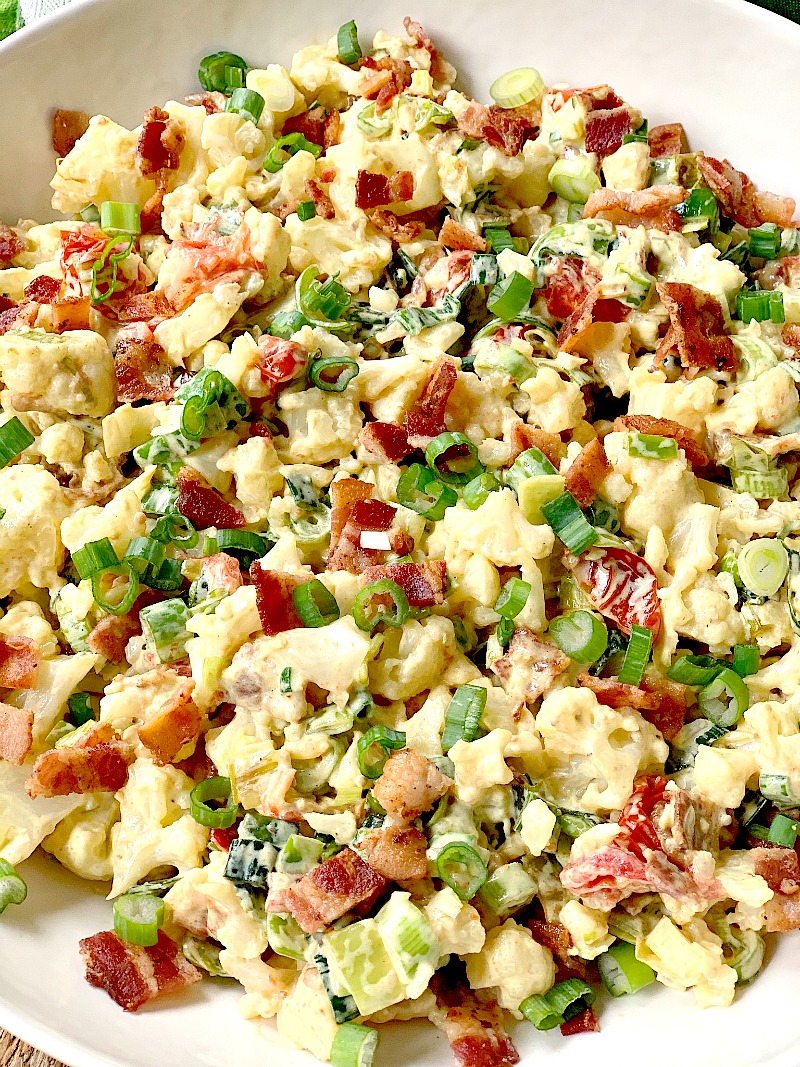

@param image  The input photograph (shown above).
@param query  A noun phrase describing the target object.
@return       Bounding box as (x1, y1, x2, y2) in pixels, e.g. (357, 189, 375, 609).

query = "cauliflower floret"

(706, 367, 798, 435)
(277, 386, 363, 464)
(0, 601, 59, 658)
(0, 328, 115, 417)
(0, 263, 62, 302)
(0, 465, 68, 597)
(369, 616, 478, 702)
(61, 468, 153, 558)
(423, 887, 486, 956)
(218, 435, 284, 523)
(518, 367, 586, 434)
(637, 916, 737, 1008)
(276, 965, 337, 1055)
(226, 951, 298, 1021)
(50, 115, 153, 213)
(559, 900, 614, 960)
(284, 215, 393, 292)
(154, 280, 256, 365)
(651, 230, 746, 311)
(102, 402, 168, 459)
(356, 354, 430, 424)
(428, 491, 554, 572)
(465, 919, 554, 1012)
(290, 41, 366, 101)
(519, 798, 557, 858)
(186, 584, 263, 709)
(41, 794, 118, 881)
(0, 761, 84, 865)
(450, 730, 514, 806)
(677, 572, 746, 651)
(628, 365, 718, 436)
(602, 142, 651, 191)
(693, 746, 758, 809)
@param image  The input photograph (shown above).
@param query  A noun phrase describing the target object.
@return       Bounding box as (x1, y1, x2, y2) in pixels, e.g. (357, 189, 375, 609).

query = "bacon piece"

(183, 91, 226, 114)
(557, 286, 630, 354)
(561, 1007, 600, 1036)
(115, 289, 174, 324)
(372, 748, 451, 824)
(136, 106, 185, 177)
(613, 413, 710, 469)
(508, 422, 565, 467)
(404, 410, 444, 450)
(755, 189, 797, 228)
(26, 740, 134, 798)
(431, 979, 520, 1067)
(457, 102, 534, 157)
(696, 154, 761, 228)
(329, 478, 374, 554)
(655, 281, 737, 373)
(51, 295, 91, 331)
(579, 672, 688, 741)
(583, 184, 687, 232)
(439, 218, 486, 252)
(176, 467, 245, 530)
(79, 929, 201, 1012)
(584, 107, 633, 156)
(139, 680, 203, 765)
(751, 846, 800, 895)
(328, 497, 401, 573)
(359, 56, 413, 114)
(255, 334, 308, 394)
(368, 208, 426, 243)
(0, 703, 34, 765)
(355, 825, 428, 881)
(200, 552, 243, 596)
(268, 848, 387, 933)
(784, 324, 800, 355)
(543, 256, 601, 320)
(52, 108, 91, 156)
(0, 301, 36, 334)
(491, 628, 570, 705)
(358, 421, 412, 462)
(250, 563, 304, 637)
(564, 438, 609, 508)
(0, 635, 39, 689)
(402, 17, 448, 84)
(527, 918, 589, 980)
(764, 893, 800, 932)
(647, 122, 688, 159)
(24, 275, 62, 303)
(360, 561, 447, 608)
(323, 109, 341, 150)
(305, 178, 335, 220)
(87, 613, 141, 663)
(114, 335, 174, 402)
(414, 355, 458, 426)
(0, 223, 24, 266)
(282, 104, 327, 146)
(355, 170, 415, 210)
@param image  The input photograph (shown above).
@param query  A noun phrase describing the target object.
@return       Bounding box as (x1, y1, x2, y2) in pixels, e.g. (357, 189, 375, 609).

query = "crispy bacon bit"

(87, 613, 141, 663)
(582, 184, 688, 232)
(51, 295, 91, 331)
(491, 628, 570, 705)
(359, 421, 412, 462)
(784, 324, 800, 354)
(250, 563, 304, 636)
(328, 496, 401, 574)
(283, 104, 327, 146)
(26, 740, 134, 799)
(414, 354, 458, 426)
(80, 929, 201, 1012)
(323, 109, 341, 150)
(359, 56, 413, 114)
(527, 918, 590, 980)
(329, 478, 374, 554)
(402, 17, 448, 84)
(431, 979, 520, 1067)
(696, 154, 760, 228)
(52, 108, 91, 157)
(0, 223, 24, 266)
(183, 91, 226, 114)
(764, 893, 800, 932)
(372, 748, 451, 824)
(457, 102, 534, 157)
(404, 410, 444, 450)
(0, 301, 36, 335)
(136, 106, 185, 177)
(614, 413, 710, 469)
(561, 1007, 600, 1036)
(24, 274, 62, 303)
(438, 217, 486, 252)
(579, 672, 688, 741)
(508, 422, 565, 467)
(255, 334, 308, 395)
(564, 438, 610, 508)
(115, 289, 174, 323)
(655, 281, 737, 373)
(355, 825, 429, 881)
(752, 846, 800, 895)
(139, 680, 203, 765)
(368, 208, 426, 243)
(0, 636, 40, 689)
(355, 170, 415, 210)
(756, 189, 797, 228)
(114, 334, 174, 402)
(176, 467, 245, 530)
(543, 256, 601, 320)
(584, 107, 634, 156)
(557, 286, 630, 353)
(305, 178, 335, 220)
(268, 847, 387, 933)
(0, 703, 34, 765)
(201, 552, 243, 596)
(361, 560, 448, 608)
(647, 122, 688, 159)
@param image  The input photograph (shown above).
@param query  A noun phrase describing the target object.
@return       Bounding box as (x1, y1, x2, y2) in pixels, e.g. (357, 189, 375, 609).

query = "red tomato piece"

(567, 546, 662, 638)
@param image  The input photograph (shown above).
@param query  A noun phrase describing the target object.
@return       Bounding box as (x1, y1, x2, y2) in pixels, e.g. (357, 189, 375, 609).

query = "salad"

(1, 13, 800, 1067)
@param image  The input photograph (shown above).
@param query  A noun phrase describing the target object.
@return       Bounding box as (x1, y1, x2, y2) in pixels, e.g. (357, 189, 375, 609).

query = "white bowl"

(1, 1, 799, 1065)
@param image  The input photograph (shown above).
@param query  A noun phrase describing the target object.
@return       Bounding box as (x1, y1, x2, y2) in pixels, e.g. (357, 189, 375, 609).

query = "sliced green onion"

(760, 772, 799, 806)
(412, 98, 454, 132)
(357, 725, 406, 779)
(748, 222, 782, 259)
(140, 597, 190, 663)
(99, 200, 141, 236)
(0, 858, 27, 915)
(494, 578, 531, 620)
(269, 309, 308, 338)
(71, 537, 118, 580)
(279, 666, 293, 694)
(517, 474, 566, 525)
(676, 188, 719, 231)
(548, 158, 600, 204)
(142, 485, 179, 516)
(198, 51, 248, 93)
(627, 432, 678, 461)
(541, 491, 597, 554)
(520, 978, 595, 1031)
(549, 610, 608, 665)
(736, 289, 785, 325)
(390, 293, 461, 335)
(330, 1023, 379, 1067)
(436, 840, 487, 900)
(113, 893, 164, 947)
(215, 529, 267, 566)
(0, 416, 35, 469)
(768, 813, 799, 848)
(145, 558, 184, 592)
(473, 343, 535, 384)
(587, 498, 620, 534)
(667, 654, 724, 686)
(289, 507, 332, 547)
(124, 536, 166, 575)
(558, 810, 602, 838)
(463, 471, 501, 510)
(225, 66, 244, 90)
(487, 271, 534, 321)
(733, 643, 760, 678)
(190, 776, 238, 828)
(505, 447, 558, 494)
(737, 538, 789, 598)
(264, 133, 322, 173)
(225, 87, 265, 125)
(90, 234, 134, 304)
(337, 19, 362, 66)
(151, 512, 198, 547)
(275, 833, 325, 873)
(294, 265, 353, 335)
(293, 579, 340, 627)
(91, 561, 140, 616)
(484, 226, 515, 253)
(396, 463, 458, 520)
(617, 624, 653, 686)
(622, 120, 649, 146)
(66, 691, 96, 728)
(731, 467, 788, 499)
(698, 667, 750, 727)
(497, 616, 515, 649)
(353, 579, 409, 632)
(598, 941, 656, 997)
(518, 993, 561, 1031)
(425, 432, 483, 486)
(479, 862, 536, 915)
(267, 913, 308, 961)
(297, 200, 316, 221)
(308, 355, 359, 392)
(441, 684, 487, 753)
(489, 67, 544, 108)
